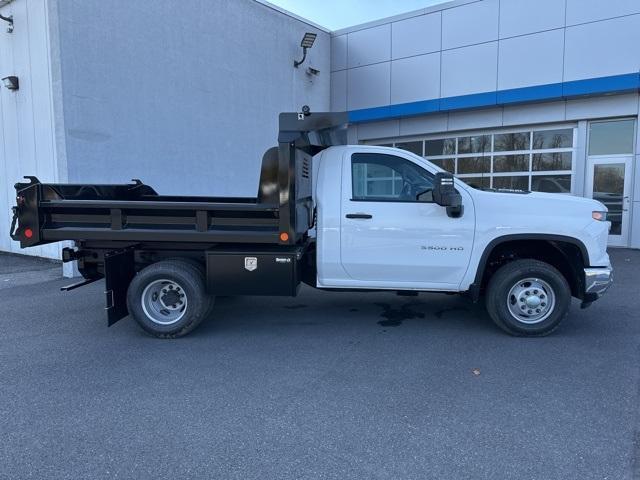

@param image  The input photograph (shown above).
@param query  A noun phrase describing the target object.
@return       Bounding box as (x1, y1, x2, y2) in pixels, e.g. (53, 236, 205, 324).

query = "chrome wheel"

(506, 277, 556, 325)
(141, 279, 188, 325)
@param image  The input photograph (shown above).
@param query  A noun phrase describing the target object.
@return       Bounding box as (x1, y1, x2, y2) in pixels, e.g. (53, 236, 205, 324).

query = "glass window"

(425, 138, 456, 156)
(461, 177, 490, 190)
(351, 153, 434, 202)
(368, 125, 576, 194)
(375, 143, 393, 147)
(532, 152, 572, 171)
(458, 156, 490, 174)
(592, 163, 626, 235)
(532, 129, 573, 149)
(429, 158, 455, 173)
(531, 175, 572, 193)
(458, 135, 491, 154)
(588, 119, 635, 155)
(494, 154, 529, 173)
(494, 132, 530, 151)
(493, 176, 529, 191)
(395, 141, 423, 156)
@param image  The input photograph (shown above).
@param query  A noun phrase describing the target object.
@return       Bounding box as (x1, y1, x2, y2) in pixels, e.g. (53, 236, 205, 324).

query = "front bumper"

(581, 265, 613, 307)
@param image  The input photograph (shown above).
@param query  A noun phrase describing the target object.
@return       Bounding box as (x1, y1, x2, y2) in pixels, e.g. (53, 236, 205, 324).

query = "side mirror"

(432, 172, 463, 218)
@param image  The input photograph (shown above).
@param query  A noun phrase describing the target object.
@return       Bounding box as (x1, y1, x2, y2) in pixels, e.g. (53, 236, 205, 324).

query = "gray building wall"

(54, 0, 330, 197)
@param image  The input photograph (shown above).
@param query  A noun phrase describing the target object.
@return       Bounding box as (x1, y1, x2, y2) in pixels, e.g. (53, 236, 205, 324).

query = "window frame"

(363, 123, 578, 194)
(587, 118, 637, 158)
(350, 152, 436, 203)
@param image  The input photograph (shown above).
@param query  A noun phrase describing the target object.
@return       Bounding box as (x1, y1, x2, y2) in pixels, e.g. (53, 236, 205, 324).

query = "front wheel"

(126, 259, 210, 338)
(485, 259, 571, 336)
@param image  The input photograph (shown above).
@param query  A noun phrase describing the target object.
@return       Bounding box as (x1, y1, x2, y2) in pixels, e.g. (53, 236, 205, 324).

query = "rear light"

(279, 232, 289, 242)
(24, 228, 33, 239)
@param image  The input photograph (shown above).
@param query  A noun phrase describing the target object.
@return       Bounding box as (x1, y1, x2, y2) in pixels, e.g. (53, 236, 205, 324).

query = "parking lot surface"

(1, 249, 639, 480)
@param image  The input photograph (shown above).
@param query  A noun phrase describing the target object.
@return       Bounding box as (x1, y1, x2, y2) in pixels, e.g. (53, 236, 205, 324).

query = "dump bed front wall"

(56, 0, 330, 198)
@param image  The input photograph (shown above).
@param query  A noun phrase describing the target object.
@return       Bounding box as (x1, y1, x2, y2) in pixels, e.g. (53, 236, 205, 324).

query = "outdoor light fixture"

(0, 13, 13, 33)
(294, 32, 317, 68)
(2, 76, 18, 91)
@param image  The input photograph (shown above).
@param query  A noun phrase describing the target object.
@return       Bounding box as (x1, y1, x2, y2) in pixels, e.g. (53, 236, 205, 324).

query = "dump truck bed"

(11, 178, 284, 246)
(9, 111, 348, 250)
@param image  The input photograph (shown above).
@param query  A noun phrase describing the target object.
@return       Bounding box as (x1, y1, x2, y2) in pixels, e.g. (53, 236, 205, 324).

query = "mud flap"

(104, 249, 135, 326)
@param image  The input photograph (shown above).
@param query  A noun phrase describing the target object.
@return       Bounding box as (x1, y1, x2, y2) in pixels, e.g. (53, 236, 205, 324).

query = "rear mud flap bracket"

(104, 248, 135, 326)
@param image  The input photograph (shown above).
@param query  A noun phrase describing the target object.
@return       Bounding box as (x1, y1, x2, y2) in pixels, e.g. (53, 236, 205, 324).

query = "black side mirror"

(433, 172, 463, 218)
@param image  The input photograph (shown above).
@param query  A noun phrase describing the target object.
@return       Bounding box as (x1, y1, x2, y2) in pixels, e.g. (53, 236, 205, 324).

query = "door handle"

(346, 213, 372, 219)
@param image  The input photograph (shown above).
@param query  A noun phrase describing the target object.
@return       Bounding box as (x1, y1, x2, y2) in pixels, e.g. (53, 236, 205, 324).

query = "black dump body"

(10, 112, 348, 250)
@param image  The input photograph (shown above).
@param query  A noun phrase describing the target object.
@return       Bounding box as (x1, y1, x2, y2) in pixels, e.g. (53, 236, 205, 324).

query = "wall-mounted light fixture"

(0, 13, 13, 33)
(306, 66, 320, 76)
(2, 76, 19, 91)
(293, 32, 317, 68)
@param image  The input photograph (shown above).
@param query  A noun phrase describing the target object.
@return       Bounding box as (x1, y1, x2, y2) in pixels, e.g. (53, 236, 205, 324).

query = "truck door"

(340, 150, 475, 289)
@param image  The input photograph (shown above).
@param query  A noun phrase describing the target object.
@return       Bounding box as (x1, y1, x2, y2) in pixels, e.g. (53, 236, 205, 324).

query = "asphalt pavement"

(1, 249, 639, 480)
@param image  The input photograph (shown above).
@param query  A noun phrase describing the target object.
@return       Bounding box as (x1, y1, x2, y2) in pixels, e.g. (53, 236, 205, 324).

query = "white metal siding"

(0, 0, 59, 259)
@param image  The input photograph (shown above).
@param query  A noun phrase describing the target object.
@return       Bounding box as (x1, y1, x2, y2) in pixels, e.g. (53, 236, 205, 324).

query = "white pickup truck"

(11, 111, 612, 338)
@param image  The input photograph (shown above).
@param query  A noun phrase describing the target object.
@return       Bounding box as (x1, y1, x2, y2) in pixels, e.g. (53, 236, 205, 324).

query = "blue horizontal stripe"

(439, 91, 497, 111)
(348, 73, 640, 123)
(497, 82, 564, 105)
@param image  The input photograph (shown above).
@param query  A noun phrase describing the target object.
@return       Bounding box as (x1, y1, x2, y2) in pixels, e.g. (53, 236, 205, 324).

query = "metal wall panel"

(565, 93, 639, 121)
(399, 114, 448, 137)
(498, 30, 565, 91)
(566, 0, 640, 26)
(564, 15, 640, 81)
(330, 70, 347, 111)
(391, 12, 441, 59)
(56, 0, 331, 198)
(356, 119, 400, 141)
(391, 53, 440, 105)
(441, 42, 498, 98)
(347, 62, 390, 110)
(448, 108, 503, 131)
(502, 101, 567, 126)
(499, 0, 566, 38)
(442, 0, 499, 50)
(0, 0, 59, 259)
(331, 34, 347, 71)
(347, 24, 391, 68)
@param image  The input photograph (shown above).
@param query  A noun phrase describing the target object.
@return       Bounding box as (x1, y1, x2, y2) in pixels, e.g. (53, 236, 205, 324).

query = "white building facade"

(332, 0, 640, 248)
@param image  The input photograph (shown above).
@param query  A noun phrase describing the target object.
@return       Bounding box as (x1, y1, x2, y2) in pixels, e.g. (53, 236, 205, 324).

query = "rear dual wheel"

(126, 259, 214, 338)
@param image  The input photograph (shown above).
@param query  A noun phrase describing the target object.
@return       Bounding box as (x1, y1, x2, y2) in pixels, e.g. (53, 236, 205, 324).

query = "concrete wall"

(55, 0, 330, 197)
(0, 0, 61, 259)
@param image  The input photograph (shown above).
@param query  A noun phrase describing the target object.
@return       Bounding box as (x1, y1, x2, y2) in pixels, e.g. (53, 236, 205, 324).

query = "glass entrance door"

(586, 156, 632, 246)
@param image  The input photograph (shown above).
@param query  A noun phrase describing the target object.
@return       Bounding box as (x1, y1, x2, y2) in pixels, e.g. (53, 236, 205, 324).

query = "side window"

(351, 153, 434, 202)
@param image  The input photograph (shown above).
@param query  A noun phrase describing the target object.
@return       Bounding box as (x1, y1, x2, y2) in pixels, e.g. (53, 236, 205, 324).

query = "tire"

(126, 259, 210, 338)
(485, 259, 571, 337)
(165, 257, 216, 318)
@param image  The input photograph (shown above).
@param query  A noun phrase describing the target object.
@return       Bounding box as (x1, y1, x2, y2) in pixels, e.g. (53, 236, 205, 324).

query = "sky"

(268, 0, 447, 30)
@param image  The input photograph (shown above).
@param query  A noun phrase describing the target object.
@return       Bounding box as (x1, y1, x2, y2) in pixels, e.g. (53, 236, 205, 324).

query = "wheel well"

(478, 239, 586, 298)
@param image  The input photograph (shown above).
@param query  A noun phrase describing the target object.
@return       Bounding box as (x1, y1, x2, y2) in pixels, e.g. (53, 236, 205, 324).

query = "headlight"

(592, 211, 607, 221)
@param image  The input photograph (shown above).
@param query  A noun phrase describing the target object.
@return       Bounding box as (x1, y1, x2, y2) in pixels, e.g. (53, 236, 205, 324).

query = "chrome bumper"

(583, 266, 613, 300)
